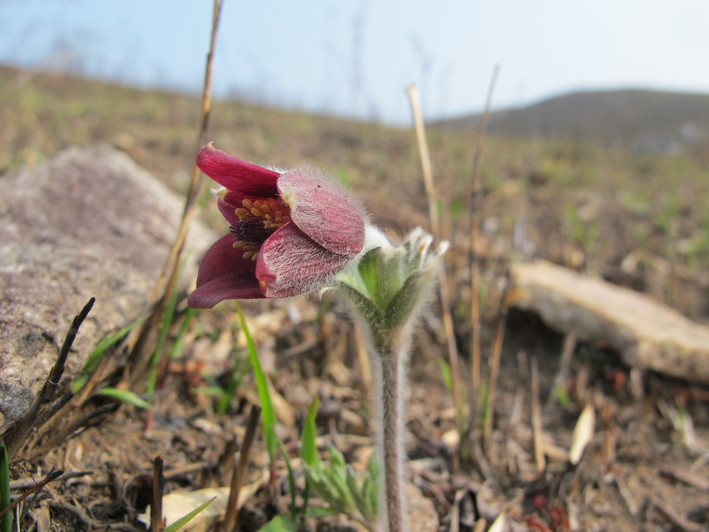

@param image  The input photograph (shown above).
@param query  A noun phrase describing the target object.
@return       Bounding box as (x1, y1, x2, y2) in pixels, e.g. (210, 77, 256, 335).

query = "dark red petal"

(277, 170, 365, 256)
(187, 234, 265, 308)
(255, 222, 352, 298)
(197, 143, 280, 196)
(217, 191, 243, 226)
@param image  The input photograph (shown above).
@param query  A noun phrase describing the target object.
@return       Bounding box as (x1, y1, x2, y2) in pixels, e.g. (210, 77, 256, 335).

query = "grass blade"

(0, 442, 11, 532)
(72, 314, 148, 392)
(300, 397, 320, 468)
(235, 302, 277, 461)
(258, 514, 298, 532)
(97, 387, 152, 410)
(147, 256, 188, 395)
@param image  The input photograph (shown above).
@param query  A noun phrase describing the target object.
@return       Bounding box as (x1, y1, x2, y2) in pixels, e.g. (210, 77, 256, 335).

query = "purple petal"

(217, 190, 243, 226)
(277, 170, 365, 256)
(255, 223, 352, 298)
(197, 143, 280, 197)
(188, 234, 265, 308)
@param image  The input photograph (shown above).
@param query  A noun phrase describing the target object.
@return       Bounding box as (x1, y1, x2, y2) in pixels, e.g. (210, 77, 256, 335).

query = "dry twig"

(126, 0, 225, 386)
(151, 456, 165, 532)
(406, 85, 464, 459)
(0, 469, 63, 518)
(530, 356, 546, 473)
(222, 405, 261, 532)
(468, 65, 500, 438)
(482, 269, 509, 450)
(3, 297, 95, 459)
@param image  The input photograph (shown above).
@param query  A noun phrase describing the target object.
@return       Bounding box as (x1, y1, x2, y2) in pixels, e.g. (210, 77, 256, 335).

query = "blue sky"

(2, 0, 709, 125)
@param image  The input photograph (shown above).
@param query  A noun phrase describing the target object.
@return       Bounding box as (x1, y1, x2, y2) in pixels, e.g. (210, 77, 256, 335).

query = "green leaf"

(217, 352, 248, 415)
(169, 307, 198, 360)
(365, 457, 379, 517)
(162, 496, 216, 532)
(327, 446, 346, 470)
(148, 257, 188, 395)
(357, 248, 402, 308)
(306, 506, 340, 518)
(276, 438, 298, 520)
(97, 387, 152, 410)
(347, 467, 368, 517)
(258, 514, 299, 532)
(555, 385, 572, 408)
(337, 283, 383, 328)
(385, 270, 427, 332)
(236, 302, 278, 461)
(301, 397, 320, 468)
(323, 449, 354, 512)
(362, 476, 378, 520)
(0, 441, 12, 532)
(438, 357, 453, 392)
(72, 314, 148, 392)
(192, 386, 227, 397)
(355, 248, 380, 299)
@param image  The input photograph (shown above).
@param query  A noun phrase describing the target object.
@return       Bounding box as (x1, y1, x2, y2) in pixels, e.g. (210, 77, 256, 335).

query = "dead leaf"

(137, 471, 267, 531)
(569, 404, 595, 465)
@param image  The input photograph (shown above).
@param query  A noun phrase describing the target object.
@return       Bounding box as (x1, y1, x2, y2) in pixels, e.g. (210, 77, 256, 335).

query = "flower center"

(231, 197, 291, 260)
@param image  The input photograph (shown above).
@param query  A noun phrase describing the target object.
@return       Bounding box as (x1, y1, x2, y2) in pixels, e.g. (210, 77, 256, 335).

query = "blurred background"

(2, 0, 709, 125)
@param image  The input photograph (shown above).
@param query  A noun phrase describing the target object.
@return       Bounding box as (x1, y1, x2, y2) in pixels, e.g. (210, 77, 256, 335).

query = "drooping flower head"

(188, 143, 366, 308)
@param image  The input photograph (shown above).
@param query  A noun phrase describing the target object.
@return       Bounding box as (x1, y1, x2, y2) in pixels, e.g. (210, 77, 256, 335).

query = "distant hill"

(433, 89, 709, 153)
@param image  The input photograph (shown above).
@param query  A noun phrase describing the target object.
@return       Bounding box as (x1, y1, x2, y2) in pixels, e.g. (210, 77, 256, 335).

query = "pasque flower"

(188, 143, 366, 308)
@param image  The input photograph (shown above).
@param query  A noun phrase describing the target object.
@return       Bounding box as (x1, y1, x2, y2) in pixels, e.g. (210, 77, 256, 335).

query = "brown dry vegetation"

(1, 65, 709, 531)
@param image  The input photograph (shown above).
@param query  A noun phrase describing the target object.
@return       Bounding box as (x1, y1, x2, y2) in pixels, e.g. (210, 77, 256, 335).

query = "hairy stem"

(372, 342, 408, 532)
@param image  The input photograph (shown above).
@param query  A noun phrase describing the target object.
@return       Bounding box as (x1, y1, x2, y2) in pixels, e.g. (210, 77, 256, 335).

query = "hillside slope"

(435, 89, 709, 152)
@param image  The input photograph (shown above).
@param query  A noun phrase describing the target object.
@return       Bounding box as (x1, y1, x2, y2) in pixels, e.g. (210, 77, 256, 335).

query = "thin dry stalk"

(482, 268, 509, 451)
(652, 498, 705, 532)
(405, 85, 439, 236)
(126, 0, 225, 385)
(3, 297, 95, 459)
(151, 456, 165, 532)
(405, 85, 464, 451)
(659, 463, 709, 491)
(223, 405, 261, 532)
(469, 66, 499, 438)
(530, 356, 546, 473)
(0, 469, 63, 518)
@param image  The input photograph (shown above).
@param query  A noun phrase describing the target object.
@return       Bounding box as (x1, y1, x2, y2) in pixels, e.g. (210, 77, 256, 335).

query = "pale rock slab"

(509, 260, 709, 384)
(0, 145, 216, 432)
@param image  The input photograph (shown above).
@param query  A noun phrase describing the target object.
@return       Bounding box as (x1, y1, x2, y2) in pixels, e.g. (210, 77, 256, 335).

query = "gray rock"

(510, 260, 709, 384)
(0, 145, 216, 431)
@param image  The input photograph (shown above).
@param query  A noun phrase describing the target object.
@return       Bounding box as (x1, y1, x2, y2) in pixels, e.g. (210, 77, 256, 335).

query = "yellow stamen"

(255, 200, 272, 214)
(232, 239, 261, 260)
(235, 208, 250, 219)
(237, 198, 291, 230)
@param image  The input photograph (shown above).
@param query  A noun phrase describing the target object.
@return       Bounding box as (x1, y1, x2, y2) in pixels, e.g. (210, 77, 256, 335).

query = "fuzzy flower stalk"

(337, 228, 447, 532)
